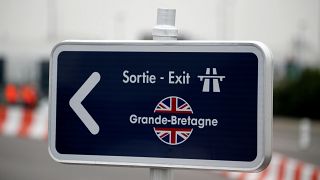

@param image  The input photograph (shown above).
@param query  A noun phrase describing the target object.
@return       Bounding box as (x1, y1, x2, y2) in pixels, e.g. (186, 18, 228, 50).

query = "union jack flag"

(154, 96, 193, 114)
(153, 96, 193, 145)
(154, 127, 193, 145)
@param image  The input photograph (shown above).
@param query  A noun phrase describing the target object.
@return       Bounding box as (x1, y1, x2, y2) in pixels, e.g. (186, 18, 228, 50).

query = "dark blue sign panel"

(49, 42, 272, 171)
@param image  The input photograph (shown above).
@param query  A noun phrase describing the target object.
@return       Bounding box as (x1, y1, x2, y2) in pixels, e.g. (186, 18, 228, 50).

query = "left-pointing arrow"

(69, 72, 101, 135)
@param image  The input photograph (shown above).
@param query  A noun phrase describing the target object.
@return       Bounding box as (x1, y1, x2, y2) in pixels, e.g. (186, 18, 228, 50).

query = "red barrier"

(223, 154, 320, 180)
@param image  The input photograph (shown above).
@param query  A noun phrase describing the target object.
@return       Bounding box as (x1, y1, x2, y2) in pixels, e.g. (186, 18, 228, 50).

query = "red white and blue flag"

(153, 96, 193, 145)
(154, 127, 193, 145)
(154, 96, 192, 114)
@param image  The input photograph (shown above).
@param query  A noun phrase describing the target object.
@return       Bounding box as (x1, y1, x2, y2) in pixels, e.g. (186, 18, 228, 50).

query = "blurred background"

(0, 0, 319, 179)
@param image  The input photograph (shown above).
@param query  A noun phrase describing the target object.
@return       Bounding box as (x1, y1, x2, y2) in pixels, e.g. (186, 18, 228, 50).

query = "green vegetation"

(274, 68, 320, 119)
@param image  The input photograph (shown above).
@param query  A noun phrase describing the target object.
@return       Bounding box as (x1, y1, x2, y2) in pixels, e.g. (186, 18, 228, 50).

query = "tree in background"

(274, 68, 320, 119)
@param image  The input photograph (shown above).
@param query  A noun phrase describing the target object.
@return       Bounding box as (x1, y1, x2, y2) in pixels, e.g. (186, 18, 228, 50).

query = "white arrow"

(69, 72, 101, 135)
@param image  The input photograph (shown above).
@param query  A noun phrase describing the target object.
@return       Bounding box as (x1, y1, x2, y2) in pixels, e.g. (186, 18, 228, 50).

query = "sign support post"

(150, 8, 178, 180)
(150, 168, 173, 180)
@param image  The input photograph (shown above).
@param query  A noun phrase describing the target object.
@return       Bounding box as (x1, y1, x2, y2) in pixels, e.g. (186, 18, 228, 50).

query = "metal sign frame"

(49, 40, 272, 171)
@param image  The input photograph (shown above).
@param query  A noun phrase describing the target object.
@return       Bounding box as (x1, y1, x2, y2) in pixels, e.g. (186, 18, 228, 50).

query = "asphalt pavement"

(0, 133, 224, 180)
(273, 117, 320, 165)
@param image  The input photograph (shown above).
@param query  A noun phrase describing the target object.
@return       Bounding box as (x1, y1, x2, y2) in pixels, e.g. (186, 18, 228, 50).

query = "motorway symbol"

(198, 68, 225, 92)
(69, 72, 101, 135)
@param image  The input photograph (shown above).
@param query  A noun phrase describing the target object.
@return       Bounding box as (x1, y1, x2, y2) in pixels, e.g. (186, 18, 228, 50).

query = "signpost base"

(150, 168, 173, 180)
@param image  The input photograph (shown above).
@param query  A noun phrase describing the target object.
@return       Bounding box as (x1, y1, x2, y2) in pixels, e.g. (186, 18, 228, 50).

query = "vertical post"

(152, 8, 178, 40)
(150, 168, 173, 180)
(299, 117, 311, 150)
(150, 8, 177, 180)
(47, 0, 57, 40)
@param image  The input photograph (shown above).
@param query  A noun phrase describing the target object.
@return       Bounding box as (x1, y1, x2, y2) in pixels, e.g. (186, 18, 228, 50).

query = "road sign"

(49, 41, 272, 171)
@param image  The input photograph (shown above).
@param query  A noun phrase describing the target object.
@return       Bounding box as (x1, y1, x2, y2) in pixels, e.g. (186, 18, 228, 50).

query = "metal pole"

(152, 8, 178, 40)
(150, 8, 177, 180)
(299, 117, 311, 150)
(150, 168, 173, 180)
(47, 0, 57, 40)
